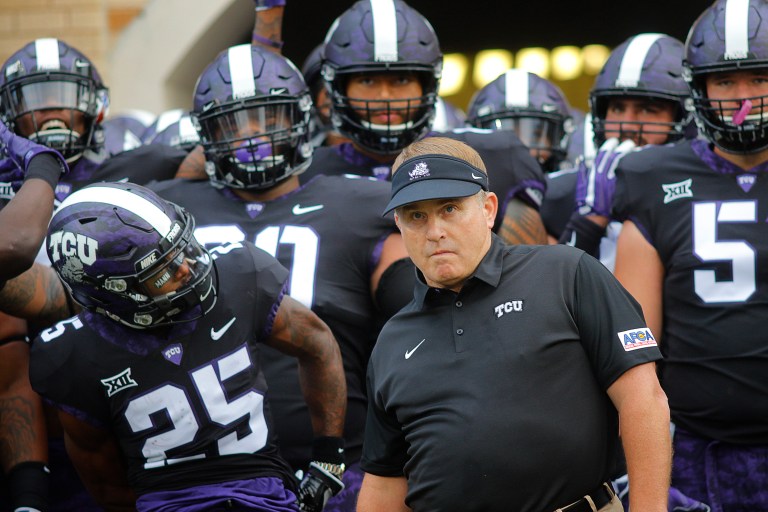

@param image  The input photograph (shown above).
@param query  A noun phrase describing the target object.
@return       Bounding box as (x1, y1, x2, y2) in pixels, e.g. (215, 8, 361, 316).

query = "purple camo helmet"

(322, 0, 443, 154)
(0, 38, 109, 163)
(590, 33, 691, 145)
(684, 0, 768, 153)
(47, 182, 216, 329)
(193, 44, 313, 190)
(467, 69, 573, 172)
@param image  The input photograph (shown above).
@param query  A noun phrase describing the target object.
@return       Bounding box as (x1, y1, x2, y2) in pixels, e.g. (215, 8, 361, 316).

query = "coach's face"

(395, 192, 497, 292)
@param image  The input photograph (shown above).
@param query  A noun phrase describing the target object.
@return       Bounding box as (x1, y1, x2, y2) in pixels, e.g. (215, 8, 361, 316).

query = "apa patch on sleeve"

(617, 328, 657, 351)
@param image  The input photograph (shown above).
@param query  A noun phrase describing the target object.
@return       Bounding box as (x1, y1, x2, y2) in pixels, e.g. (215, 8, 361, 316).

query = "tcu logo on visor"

(48, 231, 99, 265)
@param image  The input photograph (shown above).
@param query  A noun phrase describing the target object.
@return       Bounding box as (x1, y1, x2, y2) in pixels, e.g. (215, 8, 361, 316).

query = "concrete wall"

(107, 0, 254, 115)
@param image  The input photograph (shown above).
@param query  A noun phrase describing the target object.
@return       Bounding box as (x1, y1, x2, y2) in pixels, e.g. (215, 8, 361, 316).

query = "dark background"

(275, 1, 711, 110)
(280, 1, 709, 64)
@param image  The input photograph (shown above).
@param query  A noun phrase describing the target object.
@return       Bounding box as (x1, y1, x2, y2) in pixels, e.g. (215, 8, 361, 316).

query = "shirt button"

(455, 301, 463, 308)
(456, 328, 464, 335)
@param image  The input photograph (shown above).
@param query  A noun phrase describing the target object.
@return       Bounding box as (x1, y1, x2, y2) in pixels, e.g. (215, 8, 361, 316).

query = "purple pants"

(136, 477, 298, 512)
(672, 427, 768, 512)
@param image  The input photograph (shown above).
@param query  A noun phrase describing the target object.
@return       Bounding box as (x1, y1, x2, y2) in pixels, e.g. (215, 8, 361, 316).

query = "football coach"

(356, 136, 671, 512)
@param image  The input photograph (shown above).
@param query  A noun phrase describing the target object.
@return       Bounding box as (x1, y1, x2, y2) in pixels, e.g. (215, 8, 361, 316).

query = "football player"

(27, 182, 346, 511)
(612, 1, 768, 508)
(300, 0, 547, 244)
(150, 43, 411, 512)
(0, 38, 189, 205)
(557, 33, 692, 268)
(467, 69, 574, 174)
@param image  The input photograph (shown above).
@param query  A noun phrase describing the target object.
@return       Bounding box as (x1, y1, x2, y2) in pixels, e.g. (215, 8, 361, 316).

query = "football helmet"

(193, 44, 313, 190)
(47, 182, 217, 329)
(432, 97, 467, 132)
(467, 69, 573, 172)
(590, 33, 690, 145)
(322, 0, 443, 154)
(148, 112, 200, 152)
(0, 38, 109, 163)
(684, 0, 768, 153)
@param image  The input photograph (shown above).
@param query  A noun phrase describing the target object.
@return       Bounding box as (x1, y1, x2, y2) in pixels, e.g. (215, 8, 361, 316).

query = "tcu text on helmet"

(48, 231, 98, 265)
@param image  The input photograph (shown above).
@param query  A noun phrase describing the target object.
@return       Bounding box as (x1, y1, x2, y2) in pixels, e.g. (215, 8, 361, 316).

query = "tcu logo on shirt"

(494, 300, 524, 317)
(48, 230, 98, 265)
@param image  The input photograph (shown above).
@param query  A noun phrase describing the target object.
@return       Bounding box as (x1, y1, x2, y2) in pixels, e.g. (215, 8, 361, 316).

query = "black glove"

(298, 461, 345, 512)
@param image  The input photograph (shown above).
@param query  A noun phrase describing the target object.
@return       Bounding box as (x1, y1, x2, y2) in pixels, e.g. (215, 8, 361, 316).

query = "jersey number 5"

(693, 200, 756, 303)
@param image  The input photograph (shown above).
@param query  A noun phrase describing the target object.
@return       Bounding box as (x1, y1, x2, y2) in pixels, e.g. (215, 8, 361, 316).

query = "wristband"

(252, 32, 284, 49)
(24, 153, 63, 191)
(254, 0, 286, 11)
(311, 436, 345, 465)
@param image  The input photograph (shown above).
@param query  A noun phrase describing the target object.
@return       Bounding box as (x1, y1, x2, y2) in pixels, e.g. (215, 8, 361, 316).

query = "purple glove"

(668, 487, 711, 512)
(253, 0, 285, 11)
(0, 121, 67, 191)
(575, 137, 636, 217)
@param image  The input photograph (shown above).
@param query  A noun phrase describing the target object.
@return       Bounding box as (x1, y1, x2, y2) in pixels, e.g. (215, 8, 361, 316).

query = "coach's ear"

(484, 191, 498, 228)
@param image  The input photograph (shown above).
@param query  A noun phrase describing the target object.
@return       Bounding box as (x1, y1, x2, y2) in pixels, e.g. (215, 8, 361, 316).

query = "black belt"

(553, 482, 615, 512)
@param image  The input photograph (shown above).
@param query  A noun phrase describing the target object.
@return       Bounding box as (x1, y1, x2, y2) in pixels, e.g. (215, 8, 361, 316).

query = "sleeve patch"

(617, 328, 657, 351)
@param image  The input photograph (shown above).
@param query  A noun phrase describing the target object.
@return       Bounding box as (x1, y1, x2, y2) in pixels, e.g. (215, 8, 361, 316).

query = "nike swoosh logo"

(471, 173, 483, 180)
(405, 339, 426, 359)
(292, 204, 324, 215)
(210, 317, 236, 340)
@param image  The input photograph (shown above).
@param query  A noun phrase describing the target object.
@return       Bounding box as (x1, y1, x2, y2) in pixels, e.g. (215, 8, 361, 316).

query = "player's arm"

(173, 145, 207, 180)
(498, 197, 548, 245)
(266, 294, 347, 510)
(607, 362, 671, 512)
(266, 294, 346, 437)
(251, 0, 285, 53)
(0, 329, 50, 512)
(613, 220, 664, 340)
(357, 473, 410, 512)
(0, 262, 76, 325)
(58, 410, 137, 511)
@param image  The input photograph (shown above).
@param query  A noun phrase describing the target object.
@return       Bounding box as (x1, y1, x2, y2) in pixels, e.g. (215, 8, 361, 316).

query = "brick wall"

(0, 0, 147, 86)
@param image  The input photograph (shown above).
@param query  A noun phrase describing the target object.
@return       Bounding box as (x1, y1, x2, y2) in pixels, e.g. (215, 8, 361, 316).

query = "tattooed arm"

(0, 262, 76, 326)
(498, 197, 548, 245)
(264, 295, 346, 438)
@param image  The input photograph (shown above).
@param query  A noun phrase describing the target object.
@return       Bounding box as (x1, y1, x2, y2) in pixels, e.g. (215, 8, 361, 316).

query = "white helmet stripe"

(228, 44, 256, 100)
(57, 187, 173, 236)
(35, 38, 61, 71)
(615, 33, 664, 88)
(725, 0, 751, 60)
(370, 0, 398, 62)
(505, 69, 530, 108)
(155, 109, 184, 134)
(178, 116, 198, 140)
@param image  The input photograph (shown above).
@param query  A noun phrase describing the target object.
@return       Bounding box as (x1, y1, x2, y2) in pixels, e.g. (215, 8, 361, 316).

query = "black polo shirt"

(362, 235, 661, 512)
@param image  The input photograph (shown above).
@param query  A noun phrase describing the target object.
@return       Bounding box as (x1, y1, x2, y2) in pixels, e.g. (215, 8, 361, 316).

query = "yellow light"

(551, 46, 582, 81)
(439, 53, 469, 96)
(515, 47, 550, 79)
(582, 44, 611, 75)
(472, 49, 513, 89)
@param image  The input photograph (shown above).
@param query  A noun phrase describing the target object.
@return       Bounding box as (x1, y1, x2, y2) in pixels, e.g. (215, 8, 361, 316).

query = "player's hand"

(575, 137, 635, 219)
(297, 461, 345, 512)
(0, 121, 68, 182)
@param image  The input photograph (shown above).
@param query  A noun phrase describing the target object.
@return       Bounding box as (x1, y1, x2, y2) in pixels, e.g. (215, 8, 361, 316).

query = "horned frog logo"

(60, 257, 85, 283)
